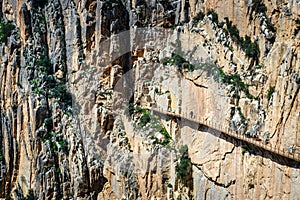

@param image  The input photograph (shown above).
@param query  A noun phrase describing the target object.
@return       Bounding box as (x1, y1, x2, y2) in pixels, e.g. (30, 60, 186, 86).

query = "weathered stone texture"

(0, 0, 299, 199)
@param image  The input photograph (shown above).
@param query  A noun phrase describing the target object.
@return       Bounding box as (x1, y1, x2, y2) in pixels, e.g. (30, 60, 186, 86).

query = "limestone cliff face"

(0, 0, 300, 199)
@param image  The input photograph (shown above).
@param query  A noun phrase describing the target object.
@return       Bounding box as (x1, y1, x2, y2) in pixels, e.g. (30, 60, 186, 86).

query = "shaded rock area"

(0, 0, 299, 199)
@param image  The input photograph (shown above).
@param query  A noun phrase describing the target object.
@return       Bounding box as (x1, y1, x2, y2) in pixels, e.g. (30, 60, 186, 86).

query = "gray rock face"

(0, 0, 300, 199)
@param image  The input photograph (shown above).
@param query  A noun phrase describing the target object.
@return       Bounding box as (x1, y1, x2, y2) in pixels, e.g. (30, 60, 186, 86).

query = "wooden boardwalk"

(151, 107, 300, 162)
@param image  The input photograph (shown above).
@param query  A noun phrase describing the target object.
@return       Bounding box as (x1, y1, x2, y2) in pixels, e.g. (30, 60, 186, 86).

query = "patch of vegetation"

(151, 122, 172, 146)
(41, 133, 52, 143)
(294, 18, 300, 36)
(255, 65, 263, 69)
(103, 0, 123, 10)
(163, 54, 195, 72)
(216, 69, 256, 99)
(127, 141, 132, 151)
(207, 10, 219, 24)
(222, 21, 260, 60)
(32, 0, 48, 8)
(49, 83, 68, 99)
(0, 22, 15, 43)
(252, 0, 267, 15)
(164, 52, 207, 73)
(241, 146, 249, 155)
(99, 91, 113, 96)
(56, 167, 62, 175)
(224, 18, 241, 43)
(164, 39, 219, 73)
(191, 9, 262, 59)
(29, 53, 72, 107)
(267, 86, 275, 101)
(128, 105, 172, 146)
(176, 145, 192, 180)
(25, 11, 71, 108)
(242, 36, 259, 60)
(138, 110, 151, 127)
(163, 46, 256, 100)
(225, 18, 260, 59)
(0, 134, 5, 164)
(29, 55, 52, 96)
(0, 152, 4, 163)
(43, 117, 53, 132)
(24, 189, 36, 200)
(237, 107, 247, 124)
(224, 17, 260, 60)
(51, 141, 58, 151)
(58, 140, 67, 151)
(35, 55, 52, 74)
(192, 11, 205, 24)
(164, 39, 256, 100)
(128, 103, 135, 116)
(265, 19, 276, 33)
(217, 17, 260, 60)
(250, 0, 276, 41)
(42, 131, 68, 153)
(42, 133, 68, 162)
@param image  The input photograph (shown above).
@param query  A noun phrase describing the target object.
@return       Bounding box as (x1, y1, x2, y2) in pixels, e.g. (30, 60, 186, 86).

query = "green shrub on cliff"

(242, 36, 259, 59)
(139, 111, 151, 127)
(252, 0, 267, 14)
(294, 18, 300, 36)
(24, 190, 36, 200)
(267, 86, 275, 101)
(0, 22, 15, 43)
(32, 0, 48, 8)
(207, 10, 218, 24)
(192, 12, 205, 24)
(176, 145, 192, 180)
(5, 195, 13, 200)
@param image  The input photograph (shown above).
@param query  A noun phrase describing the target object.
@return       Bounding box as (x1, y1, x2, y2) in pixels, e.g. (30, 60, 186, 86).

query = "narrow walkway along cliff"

(0, 0, 300, 199)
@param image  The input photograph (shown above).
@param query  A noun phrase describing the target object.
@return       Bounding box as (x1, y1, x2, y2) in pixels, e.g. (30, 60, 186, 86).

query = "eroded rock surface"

(0, 0, 299, 199)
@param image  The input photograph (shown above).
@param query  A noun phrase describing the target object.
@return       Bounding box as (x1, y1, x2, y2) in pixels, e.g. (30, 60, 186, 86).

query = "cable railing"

(150, 107, 300, 162)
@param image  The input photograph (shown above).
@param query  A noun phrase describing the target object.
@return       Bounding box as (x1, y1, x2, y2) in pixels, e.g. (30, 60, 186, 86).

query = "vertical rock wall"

(0, 0, 299, 199)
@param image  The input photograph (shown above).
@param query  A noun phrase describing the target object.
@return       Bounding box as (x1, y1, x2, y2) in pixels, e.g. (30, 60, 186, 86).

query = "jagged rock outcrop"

(0, 0, 299, 199)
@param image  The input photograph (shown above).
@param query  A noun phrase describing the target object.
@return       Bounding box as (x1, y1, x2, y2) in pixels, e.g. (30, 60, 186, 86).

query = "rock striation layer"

(0, 0, 299, 199)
